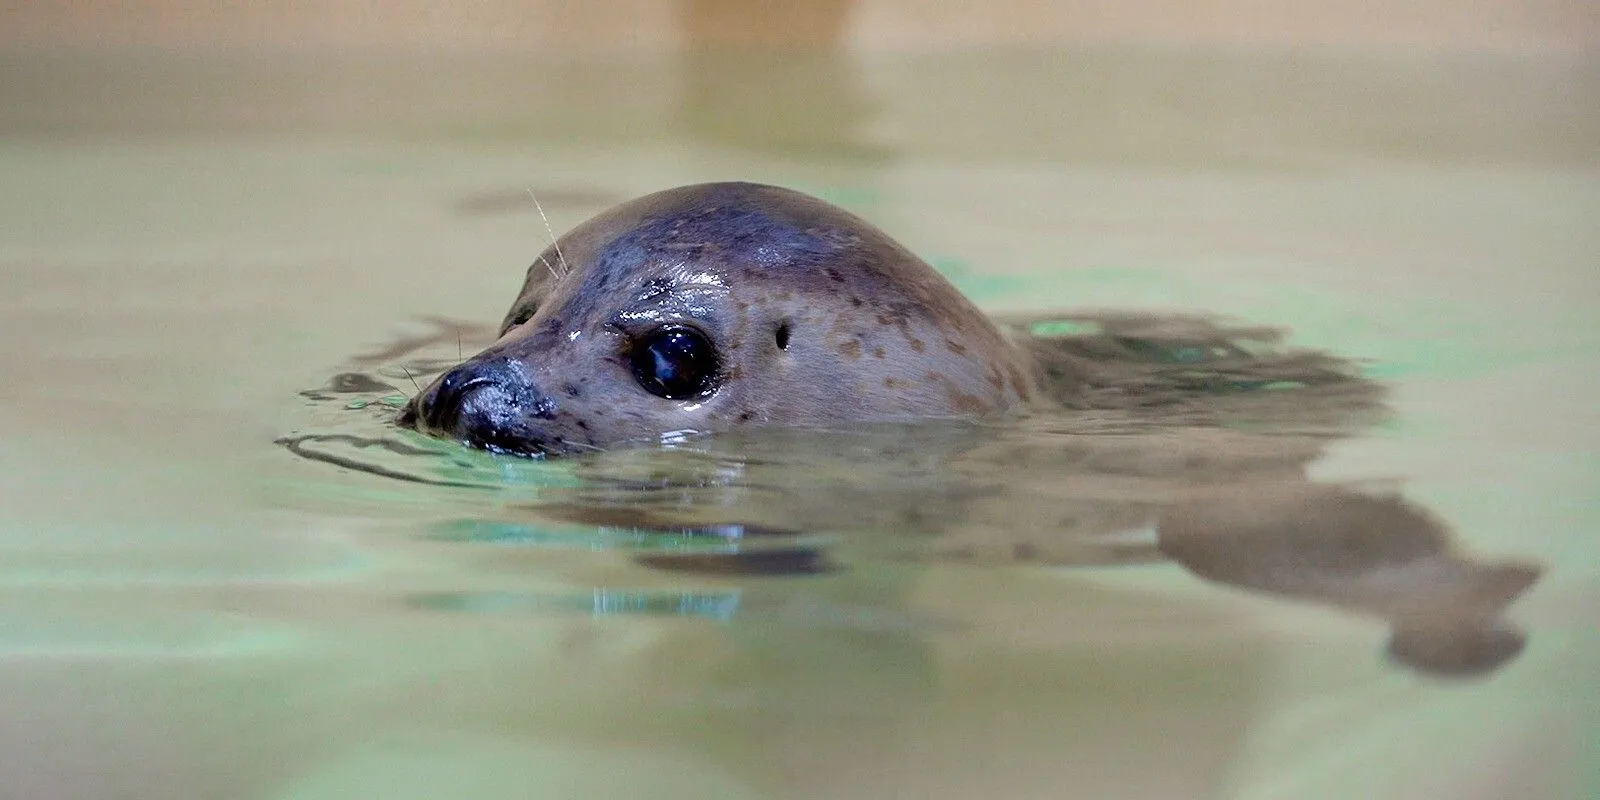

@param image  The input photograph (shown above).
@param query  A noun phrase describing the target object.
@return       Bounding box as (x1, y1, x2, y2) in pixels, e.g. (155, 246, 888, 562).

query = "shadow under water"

(280, 313, 1542, 679)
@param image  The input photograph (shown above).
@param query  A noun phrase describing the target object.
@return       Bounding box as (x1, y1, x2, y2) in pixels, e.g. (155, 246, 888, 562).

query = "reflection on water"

(282, 310, 1541, 679)
(1159, 485, 1540, 678)
(412, 588, 749, 623)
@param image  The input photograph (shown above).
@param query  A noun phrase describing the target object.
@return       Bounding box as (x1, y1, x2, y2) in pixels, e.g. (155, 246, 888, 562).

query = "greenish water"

(1, 47, 1595, 800)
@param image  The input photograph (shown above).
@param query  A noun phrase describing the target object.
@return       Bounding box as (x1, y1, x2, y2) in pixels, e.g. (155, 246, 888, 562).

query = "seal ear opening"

(775, 322, 791, 351)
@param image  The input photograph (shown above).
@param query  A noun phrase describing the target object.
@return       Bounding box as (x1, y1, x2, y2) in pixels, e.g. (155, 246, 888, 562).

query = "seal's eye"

(629, 326, 720, 400)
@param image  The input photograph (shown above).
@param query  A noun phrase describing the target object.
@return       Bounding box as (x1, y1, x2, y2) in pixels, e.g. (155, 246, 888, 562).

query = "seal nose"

(413, 367, 496, 433)
(399, 356, 556, 454)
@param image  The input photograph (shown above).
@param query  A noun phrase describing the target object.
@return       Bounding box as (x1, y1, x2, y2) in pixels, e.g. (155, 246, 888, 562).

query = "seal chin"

(398, 357, 559, 458)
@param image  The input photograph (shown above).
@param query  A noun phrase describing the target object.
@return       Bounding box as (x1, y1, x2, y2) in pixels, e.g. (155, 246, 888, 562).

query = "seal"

(398, 181, 1039, 456)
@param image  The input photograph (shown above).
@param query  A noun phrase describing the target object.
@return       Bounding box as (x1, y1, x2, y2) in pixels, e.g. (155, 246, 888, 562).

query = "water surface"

(1, 47, 1595, 800)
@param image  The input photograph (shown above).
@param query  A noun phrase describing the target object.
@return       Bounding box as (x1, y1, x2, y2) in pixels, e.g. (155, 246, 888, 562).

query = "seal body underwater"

(400, 181, 1039, 456)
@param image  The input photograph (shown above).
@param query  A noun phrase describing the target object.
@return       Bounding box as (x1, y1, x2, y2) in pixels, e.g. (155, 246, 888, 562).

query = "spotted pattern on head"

(403, 182, 1037, 456)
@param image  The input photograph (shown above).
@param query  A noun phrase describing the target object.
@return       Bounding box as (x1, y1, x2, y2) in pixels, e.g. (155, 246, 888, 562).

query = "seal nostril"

(422, 368, 495, 432)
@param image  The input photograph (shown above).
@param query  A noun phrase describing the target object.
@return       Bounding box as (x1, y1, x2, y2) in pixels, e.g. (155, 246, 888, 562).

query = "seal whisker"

(536, 252, 561, 282)
(526, 188, 571, 279)
(400, 366, 422, 393)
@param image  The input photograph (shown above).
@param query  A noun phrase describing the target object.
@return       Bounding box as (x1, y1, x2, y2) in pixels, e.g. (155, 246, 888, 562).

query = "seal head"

(400, 182, 1034, 456)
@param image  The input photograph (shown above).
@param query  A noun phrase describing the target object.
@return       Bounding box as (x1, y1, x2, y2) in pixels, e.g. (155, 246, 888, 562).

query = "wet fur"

(404, 182, 1032, 454)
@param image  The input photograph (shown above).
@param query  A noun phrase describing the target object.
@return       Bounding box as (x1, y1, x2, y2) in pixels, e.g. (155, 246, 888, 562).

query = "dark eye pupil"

(630, 326, 719, 400)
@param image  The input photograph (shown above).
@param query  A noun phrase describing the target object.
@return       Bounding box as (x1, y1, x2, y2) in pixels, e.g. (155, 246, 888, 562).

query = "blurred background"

(0, 4, 1595, 800)
(4, 0, 1595, 51)
(2, 1, 1595, 162)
